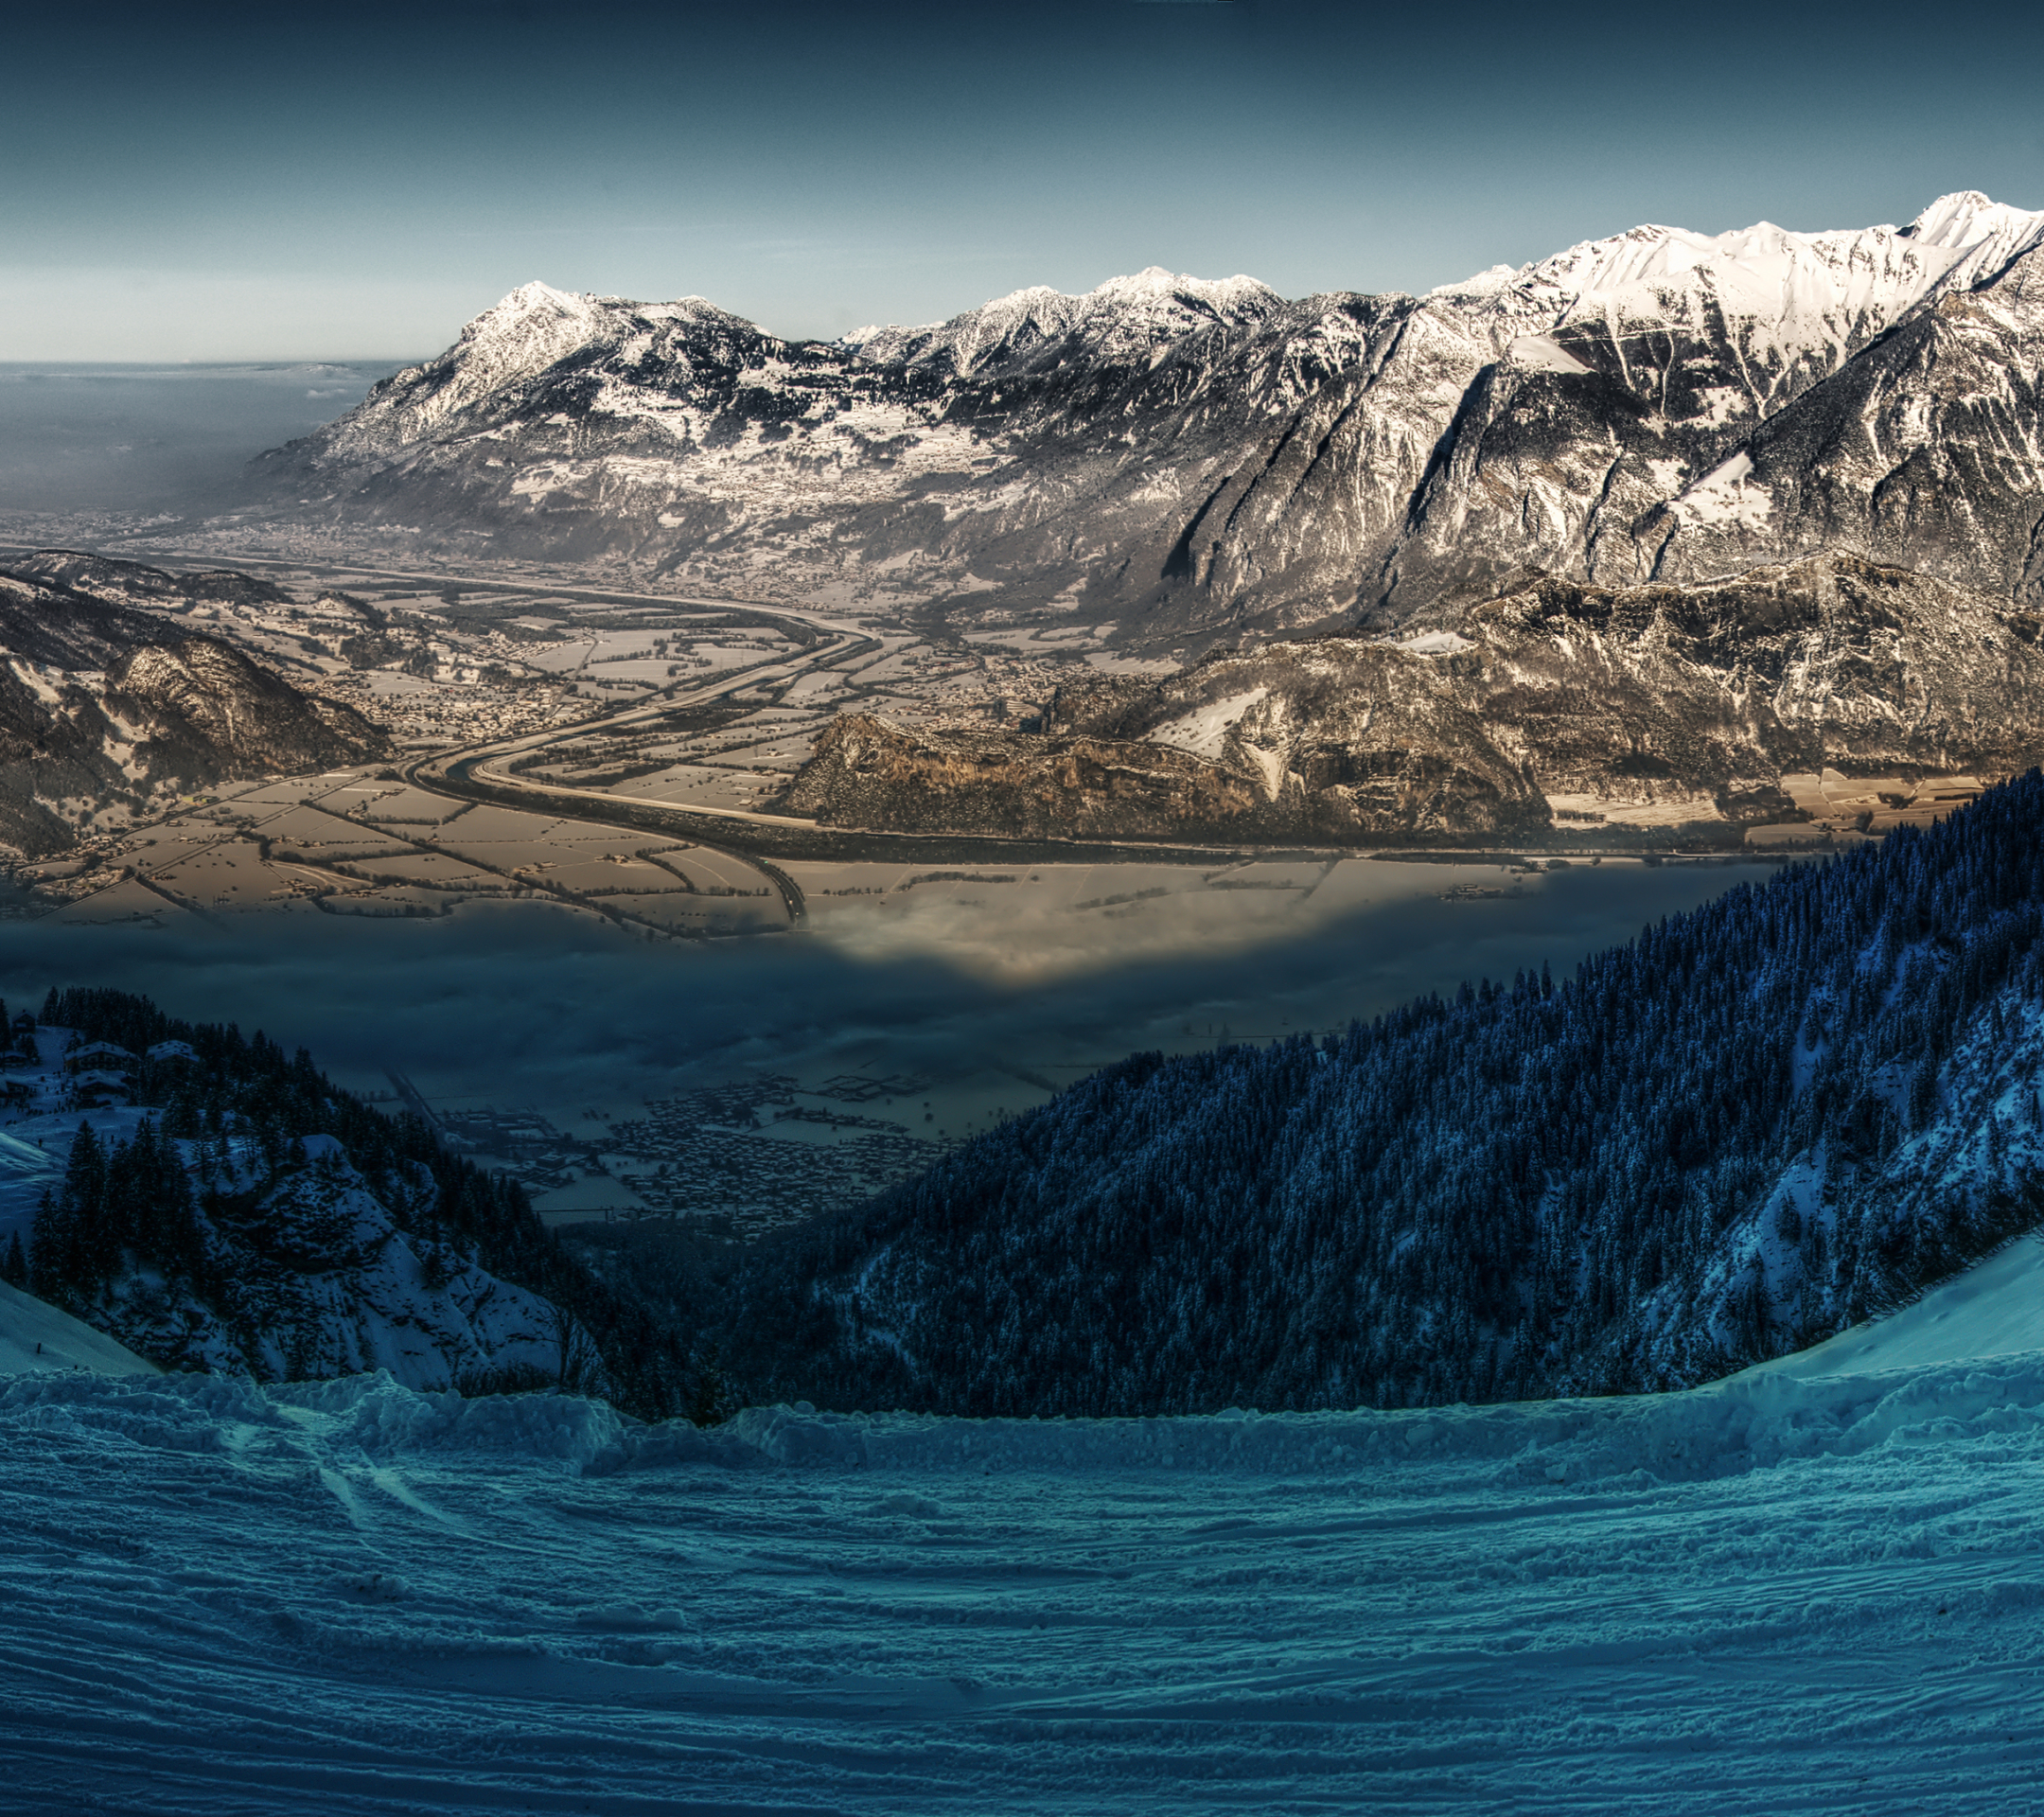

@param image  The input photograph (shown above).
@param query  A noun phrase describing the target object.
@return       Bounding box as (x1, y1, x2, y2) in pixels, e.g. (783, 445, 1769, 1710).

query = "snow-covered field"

(8, 1245, 2044, 1813)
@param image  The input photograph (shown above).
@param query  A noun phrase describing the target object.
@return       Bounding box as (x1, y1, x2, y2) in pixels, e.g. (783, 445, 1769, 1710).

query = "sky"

(6, 0, 2043, 360)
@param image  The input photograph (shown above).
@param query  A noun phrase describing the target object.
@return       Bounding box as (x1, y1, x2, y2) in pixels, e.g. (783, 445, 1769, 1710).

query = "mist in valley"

(2, 859, 1759, 1158)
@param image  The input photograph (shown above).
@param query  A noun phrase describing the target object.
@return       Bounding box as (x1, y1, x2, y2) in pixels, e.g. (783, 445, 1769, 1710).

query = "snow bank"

(13, 1327, 2040, 1495)
(0, 1367, 281, 1456)
(589, 1347, 2044, 1491)
(273, 1369, 632, 1465)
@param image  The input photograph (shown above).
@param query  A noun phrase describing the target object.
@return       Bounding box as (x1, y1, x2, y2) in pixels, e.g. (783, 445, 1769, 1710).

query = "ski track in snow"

(8, 1337, 2044, 1813)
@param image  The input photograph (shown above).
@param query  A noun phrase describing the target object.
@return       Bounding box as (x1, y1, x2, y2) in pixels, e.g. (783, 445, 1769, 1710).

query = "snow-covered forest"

(7, 993, 703, 1419)
(704, 771, 2044, 1414)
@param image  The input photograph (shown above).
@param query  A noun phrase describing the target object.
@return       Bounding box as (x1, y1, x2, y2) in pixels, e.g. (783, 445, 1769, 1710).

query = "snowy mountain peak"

(1908, 189, 2029, 245)
(1902, 189, 2044, 287)
(847, 266, 1284, 377)
(399, 283, 628, 433)
(1431, 263, 1521, 298)
(463, 281, 606, 343)
(1436, 192, 2044, 370)
(1088, 266, 1277, 309)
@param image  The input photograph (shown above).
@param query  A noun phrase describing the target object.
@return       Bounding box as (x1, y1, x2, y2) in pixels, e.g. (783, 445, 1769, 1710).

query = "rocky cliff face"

(787, 556, 2044, 843)
(253, 193, 2044, 644)
(0, 571, 385, 856)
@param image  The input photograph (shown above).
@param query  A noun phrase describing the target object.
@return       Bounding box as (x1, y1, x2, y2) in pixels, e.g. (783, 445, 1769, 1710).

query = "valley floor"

(8, 1249, 2044, 1813)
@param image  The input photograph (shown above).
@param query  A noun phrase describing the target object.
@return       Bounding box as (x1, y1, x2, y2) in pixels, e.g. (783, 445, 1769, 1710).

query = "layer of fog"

(1, 862, 1760, 1138)
(0, 362, 403, 515)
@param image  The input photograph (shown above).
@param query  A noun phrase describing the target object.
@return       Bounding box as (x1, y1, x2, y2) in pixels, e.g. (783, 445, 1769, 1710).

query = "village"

(429, 1071, 943, 1239)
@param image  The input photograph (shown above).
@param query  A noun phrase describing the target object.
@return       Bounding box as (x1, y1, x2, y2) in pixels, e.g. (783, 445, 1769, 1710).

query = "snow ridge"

(844, 266, 1286, 378)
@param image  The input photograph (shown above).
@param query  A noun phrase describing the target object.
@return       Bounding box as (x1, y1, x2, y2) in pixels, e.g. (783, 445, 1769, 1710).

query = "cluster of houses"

(0, 1029, 200, 1114)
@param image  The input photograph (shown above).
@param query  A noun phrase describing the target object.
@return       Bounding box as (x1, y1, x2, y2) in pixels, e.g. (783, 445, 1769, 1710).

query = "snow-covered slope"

(98, 1131, 578, 1389)
(5, 1023, 596, 1394)
(1757, 1232, 2044, 1378)
(0, 1278, 158, 1377)
(252, 192, 2044, 644)
(7, 1342, 2044, 1812)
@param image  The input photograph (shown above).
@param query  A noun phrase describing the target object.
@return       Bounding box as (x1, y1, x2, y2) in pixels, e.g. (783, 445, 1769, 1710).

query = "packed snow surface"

(0, 1279, 157, 1378)
(1758, 1234, 2044, 1379)
(10, 1279, 2044, 1812)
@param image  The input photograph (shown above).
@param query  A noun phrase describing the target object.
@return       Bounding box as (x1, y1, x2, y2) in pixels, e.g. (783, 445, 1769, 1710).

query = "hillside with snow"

(0, 568, 384, 856)
(786, 553, 2044, 845)
(0, 993, 706, 1414)
(251, 192, 2044, 644)
(0, 1278, 157, 1376)
(699, 770, 2044, 1415)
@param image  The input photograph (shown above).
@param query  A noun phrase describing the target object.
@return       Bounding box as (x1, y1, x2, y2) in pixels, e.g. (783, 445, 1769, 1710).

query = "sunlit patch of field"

(495, 852, 688, 894)
(1743, 770, 1987, 847)
(46, 875, 200, 925)
(234, 803, 379, 845)
(595, 764, 790, 810)
(34, 765, 796, 939)
(421, 803, 558, 841)
(348, 786, 467, 824)
(598, 891, 786, 935)
(137, 840, 315, 910)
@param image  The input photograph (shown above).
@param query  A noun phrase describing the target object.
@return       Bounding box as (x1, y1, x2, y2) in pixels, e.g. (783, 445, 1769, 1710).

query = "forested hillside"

(708, 773, 2044, 1415)
(25, 771, 2044, 1422)
(13, 991, 701, 1419)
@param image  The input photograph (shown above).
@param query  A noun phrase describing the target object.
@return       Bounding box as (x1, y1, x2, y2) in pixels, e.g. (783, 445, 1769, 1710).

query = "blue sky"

(7, 0, 2041, 360)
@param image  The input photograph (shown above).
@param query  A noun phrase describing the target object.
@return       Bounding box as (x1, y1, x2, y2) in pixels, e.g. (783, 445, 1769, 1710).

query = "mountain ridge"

(782, 553, 2044, 845)
(248, 190, 2044, 645)
(0, 568, 386, 856)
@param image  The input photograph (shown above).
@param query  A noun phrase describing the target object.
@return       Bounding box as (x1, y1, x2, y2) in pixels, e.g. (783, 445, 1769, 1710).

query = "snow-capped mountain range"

(256, 191, 2044, 642)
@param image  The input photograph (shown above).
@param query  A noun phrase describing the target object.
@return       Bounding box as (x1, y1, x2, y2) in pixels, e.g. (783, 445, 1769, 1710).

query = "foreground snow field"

(9, 1259, 2044, 1814)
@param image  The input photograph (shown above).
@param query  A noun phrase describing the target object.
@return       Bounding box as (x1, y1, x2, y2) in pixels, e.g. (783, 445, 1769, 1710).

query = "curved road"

(402, 610, 871, 925)
(387, 579, 1255, 928)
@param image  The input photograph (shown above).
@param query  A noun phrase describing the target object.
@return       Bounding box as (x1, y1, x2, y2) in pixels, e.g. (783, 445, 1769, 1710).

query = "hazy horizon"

(0, 362, 407, 514)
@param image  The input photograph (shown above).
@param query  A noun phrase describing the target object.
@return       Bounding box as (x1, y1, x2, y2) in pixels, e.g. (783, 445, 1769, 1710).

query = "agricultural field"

(35, 770, 797, 939)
